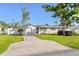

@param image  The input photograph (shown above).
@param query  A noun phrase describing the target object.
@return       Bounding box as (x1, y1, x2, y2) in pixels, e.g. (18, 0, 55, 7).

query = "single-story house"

(0, 25, 3, 34)
(0, 24, 79, 35)
(6, 28, 20, 35)
(24, 24, 79, 35)
(24, 24, 63, 35)
(0, 27, 20, 35)
(67, 26, 79, 34)
(24, 24, 37, 35)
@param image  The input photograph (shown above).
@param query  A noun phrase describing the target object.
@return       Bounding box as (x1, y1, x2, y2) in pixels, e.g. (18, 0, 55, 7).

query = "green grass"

(36, 34, 79, 49)
(0, 35, 23, 54)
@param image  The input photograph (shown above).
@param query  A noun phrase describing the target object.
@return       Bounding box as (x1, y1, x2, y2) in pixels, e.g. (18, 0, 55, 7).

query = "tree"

(18, 28, 23, 35)
(21, 8, 30, 35)
(0, 21, 8, 29)
(21, 8, 29, 25)
(13, 22, 21, 29)
(42, 3, 79, 35)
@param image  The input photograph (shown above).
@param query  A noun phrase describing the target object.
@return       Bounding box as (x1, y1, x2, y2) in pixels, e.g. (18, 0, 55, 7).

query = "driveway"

(32, 50, 79, 56)
(2, 36, 73, 56)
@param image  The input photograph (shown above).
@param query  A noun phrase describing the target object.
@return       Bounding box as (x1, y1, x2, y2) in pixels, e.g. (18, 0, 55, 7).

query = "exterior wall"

(6, 28, 19, 35)
(74, 29, 79, 34)
(45, 29, 58, 34)
(38, 28, 58, 34)
(38, 28, 45, 34)
(0, 28, 2, 34)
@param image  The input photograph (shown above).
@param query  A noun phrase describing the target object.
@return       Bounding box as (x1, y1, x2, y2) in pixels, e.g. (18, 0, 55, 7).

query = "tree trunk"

(62, 21, 67, 36)
(62, 25, 66, 36)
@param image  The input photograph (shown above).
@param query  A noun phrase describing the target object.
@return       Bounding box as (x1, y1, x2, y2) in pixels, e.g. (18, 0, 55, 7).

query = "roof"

(23, 24, 36, 27)
(35, 25, 63, 29)
(24, 24, 63, 29)
(23, 24, 79, 29)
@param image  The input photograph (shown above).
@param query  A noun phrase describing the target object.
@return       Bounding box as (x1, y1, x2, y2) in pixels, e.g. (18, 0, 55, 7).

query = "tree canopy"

(0, 21, 9, 29)
(21, 8, 29, 25)
(42, 3, 79, 28)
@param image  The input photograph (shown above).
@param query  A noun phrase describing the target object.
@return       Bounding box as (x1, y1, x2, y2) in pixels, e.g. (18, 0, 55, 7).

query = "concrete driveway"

(32, 50, 79, 56)
(2, 36, 73, 56)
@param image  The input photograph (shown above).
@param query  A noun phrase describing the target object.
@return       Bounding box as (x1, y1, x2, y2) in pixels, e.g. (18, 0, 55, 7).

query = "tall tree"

(21, 8, 29, 25)
(13, 22, 21, 29)
(21, 8, 30, 35)
(42, 3, 79, 35)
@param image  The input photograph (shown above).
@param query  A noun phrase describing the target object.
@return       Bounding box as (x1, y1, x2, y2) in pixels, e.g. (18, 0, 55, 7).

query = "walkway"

(2, 36, 73, 56)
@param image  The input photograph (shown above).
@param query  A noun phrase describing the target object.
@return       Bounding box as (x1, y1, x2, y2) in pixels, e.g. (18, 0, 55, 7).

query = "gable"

(25, 25, 36, 29)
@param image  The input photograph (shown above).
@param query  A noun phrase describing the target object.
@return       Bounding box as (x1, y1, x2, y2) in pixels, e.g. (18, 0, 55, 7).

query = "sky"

(0, 3, 60, 25)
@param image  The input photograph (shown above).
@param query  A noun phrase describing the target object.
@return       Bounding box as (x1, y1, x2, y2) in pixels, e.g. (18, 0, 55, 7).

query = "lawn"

(36, 34, 79, 49)
(0, 35, 23, 54)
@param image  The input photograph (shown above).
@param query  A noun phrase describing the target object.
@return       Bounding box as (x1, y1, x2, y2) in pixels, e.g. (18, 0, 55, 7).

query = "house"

(6, 28, 19, 35)
(0, 27, 2, 34)
(0, 25, 2, 34)
(66, 26, 79, 34)
(1, 23, 79, 35)
(24, 24, 37, 35)
(36, 25, 62, 34)
(24, 24, 62, 35)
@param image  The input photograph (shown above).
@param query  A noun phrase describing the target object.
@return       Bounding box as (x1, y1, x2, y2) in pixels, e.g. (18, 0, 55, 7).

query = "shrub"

(18, 29, 23, 35)
(58, 30, 72, 36)
(65, 31, 72, 36)
(72, 32, 79, 36)
(58, 30, 63, 35)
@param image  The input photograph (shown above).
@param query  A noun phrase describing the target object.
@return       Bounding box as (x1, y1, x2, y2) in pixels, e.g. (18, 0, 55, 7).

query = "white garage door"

(25, 28, 36, 35)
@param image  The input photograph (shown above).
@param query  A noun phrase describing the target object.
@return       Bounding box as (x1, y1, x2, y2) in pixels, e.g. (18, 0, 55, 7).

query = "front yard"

(36, 34, 79, 49)
(0, 35, 23, 54)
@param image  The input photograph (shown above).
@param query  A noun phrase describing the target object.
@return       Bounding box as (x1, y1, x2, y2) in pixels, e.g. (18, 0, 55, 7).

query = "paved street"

(2, 36, 73, 56)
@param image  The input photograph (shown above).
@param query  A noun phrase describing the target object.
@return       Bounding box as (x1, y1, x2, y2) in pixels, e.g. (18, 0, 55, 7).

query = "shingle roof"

(23, 24, 79, 29)
(35, 25, 62, 29)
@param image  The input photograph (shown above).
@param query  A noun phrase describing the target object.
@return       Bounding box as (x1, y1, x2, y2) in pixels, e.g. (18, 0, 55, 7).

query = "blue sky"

(0, 3, 60, 25)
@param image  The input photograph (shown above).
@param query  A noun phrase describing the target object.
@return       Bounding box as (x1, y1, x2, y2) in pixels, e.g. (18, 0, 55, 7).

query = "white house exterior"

(1, 24, 79, 35)
(24, 24, 62, 35)
(0, 27, 2, 34)
(37, 27, 59, 34)
(6, 28, 19, 35)
(24, 25, 37, 35)
(36, 25, 62, 34)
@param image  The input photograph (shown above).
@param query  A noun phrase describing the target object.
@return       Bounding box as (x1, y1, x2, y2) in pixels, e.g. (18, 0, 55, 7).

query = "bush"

(0, 33, 7, 35)
(58, 30, 63, 35)
(18, 29, 23, 35)
(72, 32, 79, 36)
(58, 30, 72, 36)
(65, 31, 72, 36)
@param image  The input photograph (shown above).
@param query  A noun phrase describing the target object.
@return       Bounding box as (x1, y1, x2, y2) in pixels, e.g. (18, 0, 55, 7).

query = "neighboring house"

(0, 27, 2, 34)
(74, 29, 79, 34)
(0, 25, 2, 34)
(6, 28, 19, 35)
(68, 26, 79, 34)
